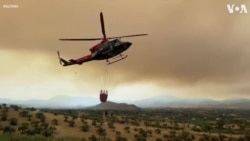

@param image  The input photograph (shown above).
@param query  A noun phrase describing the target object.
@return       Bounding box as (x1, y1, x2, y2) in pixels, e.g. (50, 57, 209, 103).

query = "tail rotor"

(57, 51, 63, 65)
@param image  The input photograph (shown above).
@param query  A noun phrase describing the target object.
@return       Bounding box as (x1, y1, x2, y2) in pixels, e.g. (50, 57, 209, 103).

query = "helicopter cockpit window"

(114, 39, 121, 46)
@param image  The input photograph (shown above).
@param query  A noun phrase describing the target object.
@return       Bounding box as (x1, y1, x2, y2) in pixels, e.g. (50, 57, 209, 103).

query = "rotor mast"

(59, 12, 148, 41)
(100, 12, 107, 40)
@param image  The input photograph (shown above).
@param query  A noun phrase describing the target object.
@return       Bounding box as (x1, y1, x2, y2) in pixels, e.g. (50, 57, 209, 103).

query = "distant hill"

(198, 99, 250, 109)
(0, 95, 250, 109)
(87, 101, 140, 110)
(0, 96, 99, 108)
(135, 97, 250, 109)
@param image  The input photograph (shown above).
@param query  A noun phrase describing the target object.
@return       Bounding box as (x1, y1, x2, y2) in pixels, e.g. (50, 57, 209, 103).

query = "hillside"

(0, 104, 250, 141)
(87, 101, 140, 110)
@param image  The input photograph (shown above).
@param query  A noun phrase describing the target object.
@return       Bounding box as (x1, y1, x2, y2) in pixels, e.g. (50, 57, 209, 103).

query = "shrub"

(1, 113, 8, 121)
(81, 123, 89, 132)
(51, 119, 58, 125)
(9, 117, 18, 126)
(68, 120, 75, 127)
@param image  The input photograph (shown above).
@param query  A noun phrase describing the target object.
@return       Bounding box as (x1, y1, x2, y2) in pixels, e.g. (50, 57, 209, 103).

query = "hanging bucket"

(100, 91, 108, 103)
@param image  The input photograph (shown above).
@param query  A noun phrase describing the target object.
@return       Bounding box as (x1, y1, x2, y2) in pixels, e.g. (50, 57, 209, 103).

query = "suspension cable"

(103, 63, 109, 91)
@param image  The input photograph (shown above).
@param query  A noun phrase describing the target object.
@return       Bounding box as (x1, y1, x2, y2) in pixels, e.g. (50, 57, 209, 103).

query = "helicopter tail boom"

(57, 51, 93, 66)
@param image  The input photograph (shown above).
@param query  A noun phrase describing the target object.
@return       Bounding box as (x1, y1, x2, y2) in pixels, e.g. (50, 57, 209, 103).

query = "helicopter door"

(114, 39, 121, 46)
(110, 41, 114, 50)
(101, 42, 112, 54)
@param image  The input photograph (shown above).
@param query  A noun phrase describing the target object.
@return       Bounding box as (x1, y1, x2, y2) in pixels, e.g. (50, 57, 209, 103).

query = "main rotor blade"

(100, 12, 106, 39)
(59, 34, 148, 41)
(59, 38, 103, 41)
(107, 34, 148, 39)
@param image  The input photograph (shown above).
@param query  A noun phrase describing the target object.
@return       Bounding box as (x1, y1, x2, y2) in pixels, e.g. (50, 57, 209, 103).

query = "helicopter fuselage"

(92, 39, 132, 60)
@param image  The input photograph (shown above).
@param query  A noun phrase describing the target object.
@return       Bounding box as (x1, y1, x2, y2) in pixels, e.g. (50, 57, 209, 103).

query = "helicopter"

(57, 12, 148, 66)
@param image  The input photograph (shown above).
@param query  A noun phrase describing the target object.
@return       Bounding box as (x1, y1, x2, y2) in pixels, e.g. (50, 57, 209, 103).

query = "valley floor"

(0, 105, 250, 141)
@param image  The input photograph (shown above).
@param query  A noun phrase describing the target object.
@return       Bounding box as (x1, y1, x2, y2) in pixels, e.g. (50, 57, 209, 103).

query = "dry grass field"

(0, 104, 250, 141)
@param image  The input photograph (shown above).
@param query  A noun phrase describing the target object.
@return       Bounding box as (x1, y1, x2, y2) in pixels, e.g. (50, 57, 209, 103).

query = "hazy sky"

(1, 0, 250, 104)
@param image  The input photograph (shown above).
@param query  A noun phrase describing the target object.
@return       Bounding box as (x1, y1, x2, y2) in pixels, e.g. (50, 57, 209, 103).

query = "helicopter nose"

(126, 42, 132, 47)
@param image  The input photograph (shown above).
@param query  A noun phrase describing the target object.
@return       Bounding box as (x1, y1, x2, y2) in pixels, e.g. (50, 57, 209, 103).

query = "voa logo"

(227, 4, 248, 14)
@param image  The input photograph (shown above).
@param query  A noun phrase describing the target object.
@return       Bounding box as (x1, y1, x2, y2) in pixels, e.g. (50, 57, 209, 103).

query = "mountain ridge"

(0, 95, 250, 109)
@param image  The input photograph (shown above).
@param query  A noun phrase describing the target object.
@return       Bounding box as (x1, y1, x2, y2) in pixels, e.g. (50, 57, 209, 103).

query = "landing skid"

(106, 54, 128, 65)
